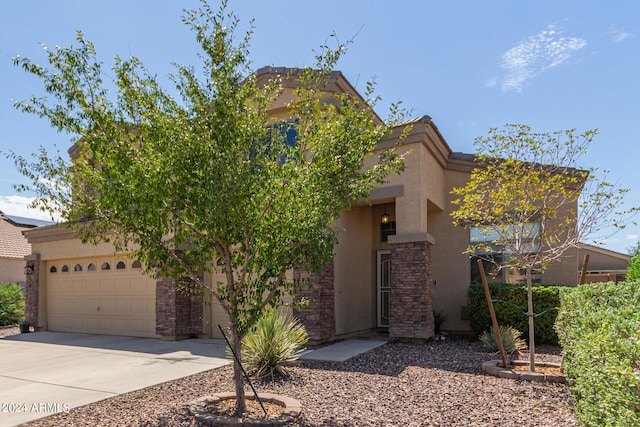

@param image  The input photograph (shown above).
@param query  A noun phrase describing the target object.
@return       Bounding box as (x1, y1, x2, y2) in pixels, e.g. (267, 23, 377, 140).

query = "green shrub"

(479, 324, 528, 354)
(627, 253, 640, 282)
(235, 308, 309, 380)
(467, 283, 562, 345)
(0, 283, 25, 326)
(555, 281, 640, 426)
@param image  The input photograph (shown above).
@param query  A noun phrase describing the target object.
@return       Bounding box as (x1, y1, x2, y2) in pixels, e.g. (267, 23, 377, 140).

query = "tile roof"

(0, 213, 34, 259)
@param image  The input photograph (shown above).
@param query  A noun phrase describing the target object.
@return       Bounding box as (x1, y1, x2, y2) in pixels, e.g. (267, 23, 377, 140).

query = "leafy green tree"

(0, 283, 25, 326)
(626, 241, 640, 281)
(451, 124, 636, 371)
(7, 1, 406, 412)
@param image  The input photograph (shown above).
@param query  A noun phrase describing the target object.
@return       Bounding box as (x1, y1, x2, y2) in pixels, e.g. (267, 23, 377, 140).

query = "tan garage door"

(46, 257, 157, 338)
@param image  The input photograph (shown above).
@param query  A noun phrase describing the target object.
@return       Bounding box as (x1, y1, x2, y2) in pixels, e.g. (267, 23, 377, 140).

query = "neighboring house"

(577, 243, 629, 284)
(0, 211, 52, 284)
(23, 68, 582, 342)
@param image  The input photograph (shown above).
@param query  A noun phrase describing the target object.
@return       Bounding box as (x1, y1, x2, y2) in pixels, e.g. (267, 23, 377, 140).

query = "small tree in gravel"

(451, 124, 636, 371)
(7, 0, 407, 413)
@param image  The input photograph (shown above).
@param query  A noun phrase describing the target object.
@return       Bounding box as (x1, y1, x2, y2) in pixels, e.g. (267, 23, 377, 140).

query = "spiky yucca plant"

(479, 325, 528, 355)
(234, 308, 309, 380)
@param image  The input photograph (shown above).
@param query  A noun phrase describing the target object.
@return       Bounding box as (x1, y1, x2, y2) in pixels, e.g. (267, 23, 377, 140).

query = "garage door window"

(61, 265, 69, 272)
(88, 263, 96, 271)
(74, 264, 82, 272)
(102, 262, 111, 270)
(116, 261, 126, 270)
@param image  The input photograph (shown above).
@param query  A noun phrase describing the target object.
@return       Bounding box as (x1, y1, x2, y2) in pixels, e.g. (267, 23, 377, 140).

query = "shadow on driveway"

(0, 332, 230, 427)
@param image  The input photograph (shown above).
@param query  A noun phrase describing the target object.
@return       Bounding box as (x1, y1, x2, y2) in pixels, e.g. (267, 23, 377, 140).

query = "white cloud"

(610, 28, 634, 43)
(499, 24, 587, 92)
(485, 76, 498, 88)
(0, 195, 60, 222)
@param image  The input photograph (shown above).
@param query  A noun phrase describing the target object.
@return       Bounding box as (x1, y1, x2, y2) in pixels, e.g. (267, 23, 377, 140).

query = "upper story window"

(253, 120, 298, 165)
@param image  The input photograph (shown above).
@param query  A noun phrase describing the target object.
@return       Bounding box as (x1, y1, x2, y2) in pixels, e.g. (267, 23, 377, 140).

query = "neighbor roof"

(0, 216, 31, 259)
(4, 213, 53, 228)
(0, 212, 52, 259)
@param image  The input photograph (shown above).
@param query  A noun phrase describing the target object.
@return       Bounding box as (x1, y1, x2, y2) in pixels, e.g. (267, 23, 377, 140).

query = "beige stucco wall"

(206, 268, 296, 339)
(207, 270, 228, 339)
(333, 206, 375, 336)
(0, 258, 26, 284)
(539, 200, 579, 286)
(430, 168, 473, 332)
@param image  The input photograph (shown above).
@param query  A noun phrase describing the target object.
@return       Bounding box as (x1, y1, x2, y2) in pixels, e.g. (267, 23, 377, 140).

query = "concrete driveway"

(0, 332, 229, 427)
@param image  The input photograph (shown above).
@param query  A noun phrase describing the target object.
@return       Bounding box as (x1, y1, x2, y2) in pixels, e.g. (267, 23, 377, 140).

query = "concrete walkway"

(300, 339, 388, 362)
(0, 332, 229, 427)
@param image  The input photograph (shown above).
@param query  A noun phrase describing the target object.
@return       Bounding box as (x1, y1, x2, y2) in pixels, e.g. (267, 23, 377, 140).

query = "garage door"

(46, 257, 157, 338)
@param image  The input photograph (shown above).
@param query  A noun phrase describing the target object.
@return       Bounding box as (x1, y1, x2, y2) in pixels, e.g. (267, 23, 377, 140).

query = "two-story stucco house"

(22, 67, 582, 342)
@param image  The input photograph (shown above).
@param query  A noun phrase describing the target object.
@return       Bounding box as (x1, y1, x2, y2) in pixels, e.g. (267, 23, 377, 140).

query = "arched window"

(116, 261, 126, 270)
(132, 260, 142, 269)
(49, 266, 57, 273)
(61, 265, 69, 272)
(74, 264, 83, 272)
(87, 263, 96, 271)
(101, 262, 111, 270)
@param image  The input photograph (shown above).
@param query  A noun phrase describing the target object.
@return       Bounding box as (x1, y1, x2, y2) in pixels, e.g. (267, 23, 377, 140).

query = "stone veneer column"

(389, 240, 434, 341)
(156, 277, 204, 340)
(24, 254, 40, 328)
(293, 260, 335, 343)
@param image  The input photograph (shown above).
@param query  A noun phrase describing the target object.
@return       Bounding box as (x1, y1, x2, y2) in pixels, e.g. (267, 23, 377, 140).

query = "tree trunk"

(526, 266, 536, 372)
(230, 327, 246, 414)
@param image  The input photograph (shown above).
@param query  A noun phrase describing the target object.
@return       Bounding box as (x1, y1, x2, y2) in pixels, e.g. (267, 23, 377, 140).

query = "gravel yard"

(0, 325, 20, 337)
(7, 330, 575, 426)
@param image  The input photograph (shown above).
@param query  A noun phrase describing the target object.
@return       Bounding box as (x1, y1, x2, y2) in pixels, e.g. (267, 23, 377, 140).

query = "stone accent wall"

(156, 276, 203, 339)
(389, 241, 434, 341)
(24, 255, 40, 327)
(293, 260, 335, 343)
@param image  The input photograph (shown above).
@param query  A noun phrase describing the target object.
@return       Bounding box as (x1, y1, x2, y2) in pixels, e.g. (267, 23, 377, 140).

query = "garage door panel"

(114, 299, 130, 314)
(72, 298, 88, 314)
(47, 258, 158, 338)
(98, 298, 114, 313)
(98, 279, 115, 295)
(114, 280, 130, 294)
(71, 280, 85, 294)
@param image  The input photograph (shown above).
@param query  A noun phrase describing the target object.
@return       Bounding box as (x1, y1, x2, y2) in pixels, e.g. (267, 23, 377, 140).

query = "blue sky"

(1, 1, 638, 254)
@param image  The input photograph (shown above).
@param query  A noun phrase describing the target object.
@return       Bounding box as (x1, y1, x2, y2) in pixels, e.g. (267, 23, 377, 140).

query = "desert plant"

(479, 325, 528, 355)
(0, 283, 25, 326)
(433, 310, 447, 335)
(234, 308, 309, 381)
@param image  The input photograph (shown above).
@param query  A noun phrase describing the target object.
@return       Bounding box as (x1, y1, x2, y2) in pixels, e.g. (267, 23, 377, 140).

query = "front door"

(377, 250, 391, 327)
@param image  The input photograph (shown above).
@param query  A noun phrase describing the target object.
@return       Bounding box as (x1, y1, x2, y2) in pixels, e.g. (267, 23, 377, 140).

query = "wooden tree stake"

(477, 259, 509, 369)
(579, 254, 590, 285)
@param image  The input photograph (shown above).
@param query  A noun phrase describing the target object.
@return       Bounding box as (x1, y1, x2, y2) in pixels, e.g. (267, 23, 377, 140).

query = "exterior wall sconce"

(24, 264, 35, 276)
(381, 205, 390, 224)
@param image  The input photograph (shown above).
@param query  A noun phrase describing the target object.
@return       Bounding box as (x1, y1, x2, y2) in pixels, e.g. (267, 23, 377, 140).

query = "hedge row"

(0, 283, 25, 326)
(467, 283, 562, 345)
(555, 281, 640, 427)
